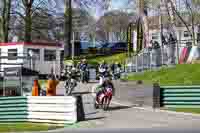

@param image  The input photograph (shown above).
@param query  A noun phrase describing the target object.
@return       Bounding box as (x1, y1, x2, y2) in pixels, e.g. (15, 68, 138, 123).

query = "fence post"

(150, 51, 152, 70)
(153, 83, 161, 108)
(76, 95, 85, 121)
(136, 55, 138, 72)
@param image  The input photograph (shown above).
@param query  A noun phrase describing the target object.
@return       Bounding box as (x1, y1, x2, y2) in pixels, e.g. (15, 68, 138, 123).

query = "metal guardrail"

(160, 86, 200, 108)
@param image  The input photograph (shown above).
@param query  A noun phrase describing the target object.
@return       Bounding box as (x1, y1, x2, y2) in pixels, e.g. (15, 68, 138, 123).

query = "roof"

(0, 42, 63, 47)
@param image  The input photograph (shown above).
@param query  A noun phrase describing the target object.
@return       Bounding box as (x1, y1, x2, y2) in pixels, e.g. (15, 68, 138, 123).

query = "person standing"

(110, 62, 115, 79)
(46, 67, 59, 96)
(79, 59, 89, 83)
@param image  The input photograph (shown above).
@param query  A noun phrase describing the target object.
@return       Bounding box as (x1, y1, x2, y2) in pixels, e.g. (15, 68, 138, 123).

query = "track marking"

(111, 99, 136, 107)
(133, 107, 200, 117)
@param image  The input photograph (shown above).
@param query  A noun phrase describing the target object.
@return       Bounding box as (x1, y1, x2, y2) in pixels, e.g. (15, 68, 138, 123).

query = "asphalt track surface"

(57, 82, 200, 127)
(43, 128, 200, 133)
(31, 81, 200, 133)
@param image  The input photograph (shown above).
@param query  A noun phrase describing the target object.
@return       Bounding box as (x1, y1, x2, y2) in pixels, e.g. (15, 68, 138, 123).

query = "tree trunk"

(24, 3, 32, 42)
(2, 0, 11, 42)
(64, 0, 72, 58)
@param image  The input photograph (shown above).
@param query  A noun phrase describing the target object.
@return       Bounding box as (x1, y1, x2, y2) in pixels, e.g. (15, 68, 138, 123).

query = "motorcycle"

(80, 69, 89, 83)
(64, 68, 79, 96)
(94, 82, 113, 111)
(113, 67, 122, 80)
(98, 67, 115, 96)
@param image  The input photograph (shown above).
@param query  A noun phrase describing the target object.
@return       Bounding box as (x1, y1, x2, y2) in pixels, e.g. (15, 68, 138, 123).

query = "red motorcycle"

(94, 86, 113, 111)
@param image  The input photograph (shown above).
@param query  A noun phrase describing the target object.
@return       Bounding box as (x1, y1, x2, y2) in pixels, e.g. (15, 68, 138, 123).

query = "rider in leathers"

(95, 60, 114, 101)
(65, 63, 80, 89)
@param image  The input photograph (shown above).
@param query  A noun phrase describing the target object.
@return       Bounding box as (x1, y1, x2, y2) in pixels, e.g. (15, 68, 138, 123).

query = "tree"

(62, 0, 111, 58)
(163, 0, 198, 46)
(0, 0, 11, 42)
(11, 0, 49, 42)
(183, 0, 200, 46)
(96, 10, 133, 42)
(64, 0, 72, 58)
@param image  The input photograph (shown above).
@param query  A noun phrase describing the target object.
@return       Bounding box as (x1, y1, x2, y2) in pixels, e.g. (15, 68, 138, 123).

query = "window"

(186, 42, 192, 47)
(27, 49, 40, 60)
(44, 50, 56, 61)
(152, 33, 159, 40)
(197, 33, 200, 43)
(8, 49, 17, 60)
(184, 31, 189, 37)
(60, 50, 64, 61)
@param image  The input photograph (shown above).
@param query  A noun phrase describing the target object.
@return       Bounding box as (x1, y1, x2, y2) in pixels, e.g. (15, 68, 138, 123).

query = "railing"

(125, 44, 188, 73)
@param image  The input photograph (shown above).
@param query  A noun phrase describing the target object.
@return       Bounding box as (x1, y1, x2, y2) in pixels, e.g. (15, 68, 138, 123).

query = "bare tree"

(63, 0, 111, 58)
(11, 0, 49, 42)
(0, 0, 11, 42)
(96, 10, 133, 42)
(163, 0, 199, 46)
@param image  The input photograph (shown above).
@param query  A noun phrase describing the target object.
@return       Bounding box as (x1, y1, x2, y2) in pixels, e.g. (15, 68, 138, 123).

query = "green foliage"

(126, 64, 200, 86)
(192, 0, 200, 6)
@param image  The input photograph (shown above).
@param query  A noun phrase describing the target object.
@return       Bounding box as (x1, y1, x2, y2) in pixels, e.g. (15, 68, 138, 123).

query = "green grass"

(65, 53, 128, 66)
(167, 108, 200, 114)
(38, 80, 47, 87)
(65, 121, 96, 128)
(88, 53, 127, 65)
(0, 122, 63, 132)
(125, 64, 200, 86)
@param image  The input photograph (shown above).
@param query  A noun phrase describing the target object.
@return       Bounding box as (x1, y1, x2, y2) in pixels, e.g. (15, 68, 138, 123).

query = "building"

(0, 42, 63, 77)
(149, 25, 200, 47)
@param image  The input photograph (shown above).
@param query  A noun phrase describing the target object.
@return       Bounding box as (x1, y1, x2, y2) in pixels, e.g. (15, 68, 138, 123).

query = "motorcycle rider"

(95, 76, 114, 102)
(64, 62, 80, 94)
(114, 62, 122, 79)
(98, 60, 109, 81)
(95, 60, 114, 101)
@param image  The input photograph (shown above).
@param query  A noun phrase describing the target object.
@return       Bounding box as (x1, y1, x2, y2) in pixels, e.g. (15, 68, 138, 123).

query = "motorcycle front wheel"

(64, 81, 70, 96)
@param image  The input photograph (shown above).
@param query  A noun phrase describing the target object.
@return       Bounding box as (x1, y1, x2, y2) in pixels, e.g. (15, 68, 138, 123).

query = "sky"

(48, 0, 132, 20)
(109, 0, 129, 10)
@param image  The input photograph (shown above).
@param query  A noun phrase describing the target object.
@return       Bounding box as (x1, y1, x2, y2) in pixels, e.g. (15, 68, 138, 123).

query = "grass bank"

(124, 64, 200, 86)
(0, 122, 63, 132)
(167, 108, 200, 114)
(65, 53, 128, 66)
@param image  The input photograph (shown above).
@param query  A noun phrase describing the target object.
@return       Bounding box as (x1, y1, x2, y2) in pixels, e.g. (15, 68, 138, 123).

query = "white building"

(149, 25, 200, 47)
(0, 42, 63, 76)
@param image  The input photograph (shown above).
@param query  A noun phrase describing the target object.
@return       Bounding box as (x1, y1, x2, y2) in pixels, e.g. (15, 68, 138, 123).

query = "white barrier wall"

(0, 96, 78, 124)
(27, 96, 77, 124)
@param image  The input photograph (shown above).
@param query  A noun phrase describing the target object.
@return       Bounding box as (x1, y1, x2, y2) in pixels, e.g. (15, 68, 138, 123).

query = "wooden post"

(153, 83, 161, 108)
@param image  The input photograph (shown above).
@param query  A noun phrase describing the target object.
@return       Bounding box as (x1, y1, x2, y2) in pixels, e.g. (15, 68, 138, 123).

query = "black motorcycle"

(64, 68, 80, 95)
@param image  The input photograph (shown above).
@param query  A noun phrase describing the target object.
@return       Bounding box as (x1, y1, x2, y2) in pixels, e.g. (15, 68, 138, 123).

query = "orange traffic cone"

(32, 80, 40, 96)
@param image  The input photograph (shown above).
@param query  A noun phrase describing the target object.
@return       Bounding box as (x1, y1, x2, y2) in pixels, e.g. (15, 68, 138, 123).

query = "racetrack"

(54, 81, 200, 130)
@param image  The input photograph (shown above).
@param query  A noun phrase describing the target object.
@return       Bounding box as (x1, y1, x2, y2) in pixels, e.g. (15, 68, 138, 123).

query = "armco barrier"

(160, 86, 200, 108)
(0, 96, 78, 124)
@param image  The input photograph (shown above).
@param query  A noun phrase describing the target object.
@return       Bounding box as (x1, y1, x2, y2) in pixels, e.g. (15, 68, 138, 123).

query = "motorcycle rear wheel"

(102, 97, 109, 111)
